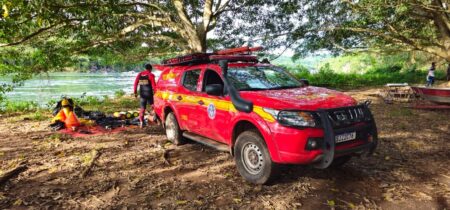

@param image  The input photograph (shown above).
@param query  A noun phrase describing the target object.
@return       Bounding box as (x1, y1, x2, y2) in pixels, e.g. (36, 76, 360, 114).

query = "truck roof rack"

(161, 46, 263, 66)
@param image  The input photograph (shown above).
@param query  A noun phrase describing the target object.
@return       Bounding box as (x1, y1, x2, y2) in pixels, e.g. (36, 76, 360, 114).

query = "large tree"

(0, 0, 238, 54)
(289, 0, 450, 61)
(1, 0, 257, 101)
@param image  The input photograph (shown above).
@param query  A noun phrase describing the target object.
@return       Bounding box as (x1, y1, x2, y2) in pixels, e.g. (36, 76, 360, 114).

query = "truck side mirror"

(205, 84, 223, 96)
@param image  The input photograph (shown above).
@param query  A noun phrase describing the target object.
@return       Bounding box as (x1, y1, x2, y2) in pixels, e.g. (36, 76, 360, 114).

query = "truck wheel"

(165, 112, 183, 145)
(330, 155, 352, 168)
(234, 130, 278, 184)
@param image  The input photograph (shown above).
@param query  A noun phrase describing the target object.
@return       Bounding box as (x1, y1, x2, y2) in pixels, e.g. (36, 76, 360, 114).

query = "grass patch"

(0, 94, 140, 116)
(62, 93, 140, 113)
(389, 108, 414, 117)
(19, 111, 50, 121)
(114, 90, 126, 98)
(1, 101, 39, 113)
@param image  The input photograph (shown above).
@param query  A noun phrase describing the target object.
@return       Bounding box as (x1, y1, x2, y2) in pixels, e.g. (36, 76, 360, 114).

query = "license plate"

(335, 132, 356, 143)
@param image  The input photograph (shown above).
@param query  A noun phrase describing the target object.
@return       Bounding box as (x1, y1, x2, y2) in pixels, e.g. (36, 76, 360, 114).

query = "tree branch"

(172, 0, 195, 29)
(213, 0, 232, 18)
(0, 24, 60, 47)
(203, 0, 213, 31)
(334, 26, 449, 60)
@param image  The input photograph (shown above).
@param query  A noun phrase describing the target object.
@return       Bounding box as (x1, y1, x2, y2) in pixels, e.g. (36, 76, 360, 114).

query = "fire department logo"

(207, 103, 216, 119)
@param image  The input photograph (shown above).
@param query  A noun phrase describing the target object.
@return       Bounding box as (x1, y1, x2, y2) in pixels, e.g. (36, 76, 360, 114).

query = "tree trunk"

(173, 0, 208, 53)
(188, 35, 206, 53)
(187, 29, 207, 53)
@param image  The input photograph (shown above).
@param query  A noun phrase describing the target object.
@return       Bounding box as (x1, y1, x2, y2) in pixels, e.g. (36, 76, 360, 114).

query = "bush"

(288, 63, 430, 89)
(1, 101, 39, 113)
(74, 94, 103, 107)
(114, 90, 126, 98)
(31, 111, 47, 121)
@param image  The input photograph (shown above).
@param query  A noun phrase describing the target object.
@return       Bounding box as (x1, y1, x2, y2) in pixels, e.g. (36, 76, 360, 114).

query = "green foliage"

(1, 100, 39, 113)
(65, 93, 138, 113)
(290, 63, 445, 89)
(285, 52, 447, 89)
(17, 110, 49, 121)
(288, 53, 438, 89)
(114, 90, 126, 98)
(286, 0, 450, 61)
(272, 54, 330, 70)
(31, 111, 47, 121)
(4, 93, 139, 114)
(73, 93, 104, 108)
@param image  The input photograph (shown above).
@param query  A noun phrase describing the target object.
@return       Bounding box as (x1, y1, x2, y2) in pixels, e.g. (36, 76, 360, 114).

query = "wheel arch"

(162, 105, 184, 130)
(232, 120, 259, 153)
(230, 118, 280, 162)
(163, 106, 174, 120)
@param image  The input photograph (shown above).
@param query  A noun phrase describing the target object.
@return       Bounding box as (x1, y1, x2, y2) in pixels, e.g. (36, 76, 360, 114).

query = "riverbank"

(0, 88, 449, 209)
(0, 93, 138, 114)
(0, 72, 138, 105)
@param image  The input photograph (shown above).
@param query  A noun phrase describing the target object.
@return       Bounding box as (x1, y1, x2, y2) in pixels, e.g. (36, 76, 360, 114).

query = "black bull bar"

(314, 103, 378, 169)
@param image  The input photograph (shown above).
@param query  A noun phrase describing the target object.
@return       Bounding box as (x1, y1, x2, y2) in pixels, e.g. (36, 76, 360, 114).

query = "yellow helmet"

(61, 99, 70, 106)
(113, 112, 121, 118)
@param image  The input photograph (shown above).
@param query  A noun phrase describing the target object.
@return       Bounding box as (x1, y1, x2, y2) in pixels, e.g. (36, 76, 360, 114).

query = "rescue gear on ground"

(50, 98, 147, 132)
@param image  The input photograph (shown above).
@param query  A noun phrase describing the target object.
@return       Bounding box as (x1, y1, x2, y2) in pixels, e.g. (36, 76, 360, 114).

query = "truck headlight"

(263, 108, 318, 128)
(278, 111, 317, 127)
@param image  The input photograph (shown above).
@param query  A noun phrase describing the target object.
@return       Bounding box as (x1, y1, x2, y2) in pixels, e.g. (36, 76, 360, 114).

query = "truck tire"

(234, 130, 278, 184)
(165, 112, 184, 145)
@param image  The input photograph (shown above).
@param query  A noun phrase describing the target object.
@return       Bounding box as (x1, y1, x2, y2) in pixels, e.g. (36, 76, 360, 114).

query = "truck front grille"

(325, 105, 372, 128)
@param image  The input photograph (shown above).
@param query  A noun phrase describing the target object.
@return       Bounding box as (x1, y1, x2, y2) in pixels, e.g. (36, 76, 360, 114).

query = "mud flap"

(314, 109, 336, 169)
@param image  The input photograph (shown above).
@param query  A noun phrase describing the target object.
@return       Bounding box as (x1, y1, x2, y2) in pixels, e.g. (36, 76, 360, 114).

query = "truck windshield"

(227, 66, 302, 91)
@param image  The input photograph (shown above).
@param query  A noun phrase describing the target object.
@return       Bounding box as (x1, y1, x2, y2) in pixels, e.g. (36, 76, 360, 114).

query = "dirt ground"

(0, 88, 449, 209)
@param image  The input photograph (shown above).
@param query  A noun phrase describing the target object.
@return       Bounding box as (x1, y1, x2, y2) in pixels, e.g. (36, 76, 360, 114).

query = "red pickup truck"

(153, 47, 378, 184)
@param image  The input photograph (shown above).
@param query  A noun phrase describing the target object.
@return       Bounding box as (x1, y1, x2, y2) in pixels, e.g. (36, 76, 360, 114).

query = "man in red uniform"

(134, 64, 157, 128)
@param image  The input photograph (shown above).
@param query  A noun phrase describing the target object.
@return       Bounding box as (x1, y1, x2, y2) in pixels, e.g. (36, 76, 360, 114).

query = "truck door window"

(182, 69, 201, 91)
(202, 69, 224, 92)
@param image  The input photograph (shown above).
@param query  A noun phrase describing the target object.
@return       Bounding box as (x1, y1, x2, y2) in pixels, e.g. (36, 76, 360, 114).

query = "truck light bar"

(161, 53, 211, 65)
(161, 46, 263, 66)
(216, 46, 263, 55)
(209, 55, 258, 62)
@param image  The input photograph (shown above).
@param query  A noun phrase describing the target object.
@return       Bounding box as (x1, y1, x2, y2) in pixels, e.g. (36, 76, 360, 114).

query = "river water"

(4, 71, 158, 104)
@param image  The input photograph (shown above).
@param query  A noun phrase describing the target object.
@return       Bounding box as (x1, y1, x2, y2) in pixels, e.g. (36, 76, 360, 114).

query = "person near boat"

(447, 63, 450, 82)
(133, 64, 157, 127)
(426, 62, 436, 87)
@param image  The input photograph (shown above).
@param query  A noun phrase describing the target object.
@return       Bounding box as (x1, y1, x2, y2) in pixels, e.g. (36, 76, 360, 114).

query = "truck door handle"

(177, 95, 182, 101)
(198, 100, 204, 105)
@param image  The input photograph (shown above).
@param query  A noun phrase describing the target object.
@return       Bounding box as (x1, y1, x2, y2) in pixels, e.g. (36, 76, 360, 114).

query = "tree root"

(0, 161, 28, 185)
(162, 149, 173, 166)
(80, 150, 101, 178)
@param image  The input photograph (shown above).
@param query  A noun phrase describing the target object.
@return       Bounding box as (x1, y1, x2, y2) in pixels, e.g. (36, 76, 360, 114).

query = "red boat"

(411, 86, 450, 104)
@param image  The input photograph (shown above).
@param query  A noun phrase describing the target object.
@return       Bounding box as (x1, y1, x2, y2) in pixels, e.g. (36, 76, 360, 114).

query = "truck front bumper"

(272, 104, 378, 167)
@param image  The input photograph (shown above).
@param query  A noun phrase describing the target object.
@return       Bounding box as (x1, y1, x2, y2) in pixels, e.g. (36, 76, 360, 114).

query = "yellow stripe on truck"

(253, 106, 276, 123)
(155, 91, 274, 122)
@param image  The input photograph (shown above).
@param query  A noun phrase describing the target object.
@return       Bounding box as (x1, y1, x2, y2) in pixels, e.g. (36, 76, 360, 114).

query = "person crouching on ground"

(134, 64, 157, 128)
(426, 62, 436, 87)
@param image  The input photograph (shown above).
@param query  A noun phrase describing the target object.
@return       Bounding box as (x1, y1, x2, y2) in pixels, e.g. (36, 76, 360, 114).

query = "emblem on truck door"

(208, 103, 216, 119)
